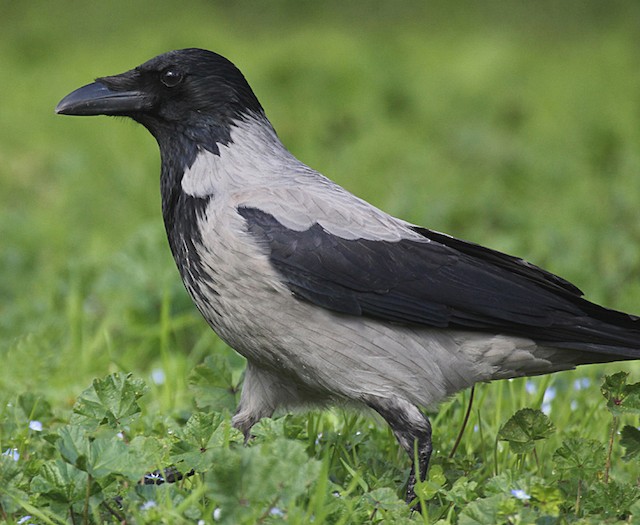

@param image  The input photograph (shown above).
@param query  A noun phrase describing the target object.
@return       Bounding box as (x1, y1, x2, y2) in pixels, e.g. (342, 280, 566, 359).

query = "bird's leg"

(405, 431, 432, 509)
(366, 396, 432, 508)
(231, 362, 283, 440)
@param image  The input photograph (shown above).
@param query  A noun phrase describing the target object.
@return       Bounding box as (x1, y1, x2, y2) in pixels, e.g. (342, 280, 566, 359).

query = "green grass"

(2, 1, 640, 523)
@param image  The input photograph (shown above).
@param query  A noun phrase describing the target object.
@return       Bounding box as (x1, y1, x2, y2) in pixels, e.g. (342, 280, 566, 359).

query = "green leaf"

(169, 439, 211, 474)
(620, 425, 640, 462)
(250, 416, 287, 443)
(601, 371, 629, 395)
(459, 494, 506, 525)
(70, 373, 148, 430)
(207, 437, 320, 519)
(529, 482, 563, 516)
(128, 435, 167, 467)
(553, 437, 605, 480)
(188, 355, 240, 412)
(17, 392, 53, 422)
(416, 463, 447, 499)
(484, 472, 517, 496)
(0, 454, 22, 485)
(58, 425, 148, 480)
(57, 425, 90, 470)
(581, 480, 640, 519)
(497, 408, 555, 454)
(363, 487, 406, 512)
(601, 372, 640, 416)
(170, 411, 242, 472)
(30, 459, 91, 505)
(445, 476, 479, 506)
(0, 455, 28, 515)
(181, 411, 224, 447)
(85, 434, 146, 479)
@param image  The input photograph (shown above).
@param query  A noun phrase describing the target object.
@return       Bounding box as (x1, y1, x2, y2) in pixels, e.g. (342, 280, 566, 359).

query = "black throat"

(157, 130, 217, 296)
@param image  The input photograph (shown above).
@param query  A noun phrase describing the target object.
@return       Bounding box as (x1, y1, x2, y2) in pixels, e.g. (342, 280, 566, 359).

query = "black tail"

(418, 227, 640, 363)
(528, 299, 640, 362)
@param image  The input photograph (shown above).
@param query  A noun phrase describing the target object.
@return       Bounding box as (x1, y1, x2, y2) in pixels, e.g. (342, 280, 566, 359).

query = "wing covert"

(238, 206, 589, 334)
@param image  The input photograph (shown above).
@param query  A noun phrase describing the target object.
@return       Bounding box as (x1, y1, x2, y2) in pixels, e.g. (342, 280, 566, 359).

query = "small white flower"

(542, 386, 556, 414)
(144, 471, 164, 483)
(151, 368, 166, 385)
(141, 500, 157, 511)
(29, 420, 43, 432)
(17, 516, 33, 524)
(2, 448, 19, 461)
(543, 386, 556, 403)
(511, 489, 531, 500)
(213, 507, 222, 521)
(525, 381, 537, 395)
(270, 507, 285, 517)
(198, 521, 206, 525)
(574, 377, 591, 390)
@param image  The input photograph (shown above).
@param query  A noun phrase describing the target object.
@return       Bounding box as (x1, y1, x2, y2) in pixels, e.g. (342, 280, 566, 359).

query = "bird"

(56, 48, 640, 505)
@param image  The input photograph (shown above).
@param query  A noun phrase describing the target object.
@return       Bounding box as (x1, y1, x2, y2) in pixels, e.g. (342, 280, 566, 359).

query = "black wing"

(239, 207, 640, 358)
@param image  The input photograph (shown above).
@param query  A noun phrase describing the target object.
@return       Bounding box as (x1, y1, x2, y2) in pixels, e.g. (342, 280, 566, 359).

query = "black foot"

(141, 466, 195, 485)
(405, 429, 432, 508)
(366, 396, 432, 508)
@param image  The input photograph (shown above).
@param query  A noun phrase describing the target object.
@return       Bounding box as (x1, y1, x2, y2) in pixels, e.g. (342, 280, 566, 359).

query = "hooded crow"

(56, 48, 640, 505)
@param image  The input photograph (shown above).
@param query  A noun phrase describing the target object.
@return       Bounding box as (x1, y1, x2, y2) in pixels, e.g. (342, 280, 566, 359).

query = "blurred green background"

(2, 0, 640, 405)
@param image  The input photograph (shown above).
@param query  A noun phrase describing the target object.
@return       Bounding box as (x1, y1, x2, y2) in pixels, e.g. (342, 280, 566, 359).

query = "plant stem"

(101, 501, 126, 523)
(84, 474, 91, 524)
(604, 415, 618, 483)
(256, 494, 281, 524)
(449, 386, 475, 458)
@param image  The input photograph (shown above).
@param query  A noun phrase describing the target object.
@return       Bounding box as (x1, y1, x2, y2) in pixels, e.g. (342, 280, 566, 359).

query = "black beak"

(56, 81, 153, 116)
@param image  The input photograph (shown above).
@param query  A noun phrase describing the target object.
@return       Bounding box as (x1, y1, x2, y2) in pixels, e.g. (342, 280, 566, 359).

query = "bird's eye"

(160, 68, 183, 88)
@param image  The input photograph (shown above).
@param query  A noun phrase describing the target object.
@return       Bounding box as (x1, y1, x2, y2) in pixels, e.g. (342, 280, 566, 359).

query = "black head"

(56, 48, 264, 151)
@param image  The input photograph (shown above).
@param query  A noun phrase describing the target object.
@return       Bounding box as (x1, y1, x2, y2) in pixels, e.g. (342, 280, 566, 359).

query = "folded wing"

(239, 206, 640, 359)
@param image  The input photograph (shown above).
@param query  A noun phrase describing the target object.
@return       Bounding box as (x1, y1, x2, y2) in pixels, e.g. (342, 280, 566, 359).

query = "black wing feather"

(415, 227, 584, 296)
(239, 207, 640, 358)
